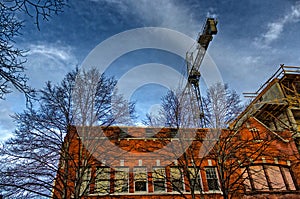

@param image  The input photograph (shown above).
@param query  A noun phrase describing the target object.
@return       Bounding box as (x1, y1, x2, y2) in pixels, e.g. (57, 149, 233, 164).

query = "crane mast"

(185, 18, 218, 127)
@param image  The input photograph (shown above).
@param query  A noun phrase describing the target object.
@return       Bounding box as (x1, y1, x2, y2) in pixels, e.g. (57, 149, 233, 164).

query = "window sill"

(245, 190, 300, 194)
(87, 191, 224, 196)
(205, 190, 223, 194)
(252, 139, 263, 143)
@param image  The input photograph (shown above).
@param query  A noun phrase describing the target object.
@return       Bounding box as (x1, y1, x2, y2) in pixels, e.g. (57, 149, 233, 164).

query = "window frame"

(265, 165, 286, 191)
(205, 167, 220, 192)
(281, 166, 297, 191)
(152, 167, 166, 192)
(242, 164, 297, 192)
(114, 167, 129, 193)
(170, 167, 185, 192)
(187, 167, 203, 193)
(94, 166, 111, 194)
(249, 128, 261, 140)
(79, 167, 92, 196)
(133, 167, 148, 193)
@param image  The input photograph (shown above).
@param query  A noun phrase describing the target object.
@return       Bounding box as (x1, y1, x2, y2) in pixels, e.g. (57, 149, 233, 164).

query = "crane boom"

(184, 18, 218, 127)
(187, 18, 218, 86)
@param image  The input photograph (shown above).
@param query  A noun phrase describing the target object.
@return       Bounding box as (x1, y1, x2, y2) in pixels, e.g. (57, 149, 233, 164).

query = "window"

(79, 167, 91, 195)
(114, 167, 129, 193)
(282, 167, 296, 190)
(188, 167, 202, 192)
(249, 128, 260, 140)
(170, 167, 184, 192)
(152, 167, 166, 192)
(134, 167, 147, 192)
(243, 165, 296, 192)
(249, 165, 268, 191)
(146, 128, 154, 137)
(205, 167, 220, 191)
(265, 166, 285, 190)
(241, 168, 251, 191)
(94, 167, 111, 194)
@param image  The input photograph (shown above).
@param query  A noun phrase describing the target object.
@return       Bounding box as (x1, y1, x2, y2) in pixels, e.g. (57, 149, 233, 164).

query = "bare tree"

(206, 117, 300, 199)
(133, 81, 299, 199)
(0, 68, 135, 198)
(199, 83, 299, 198)
(142, 88, 208, 199)
(143, 90, 181, 128)
(0, 0, 67, 99)
(160, 90, 182, 128)
(143, 88, 201, 128)
(143, 112, 164, 127)
(1, 0, 67, 29)
(0, 5, 31, 99)
(142, 83, 243, 199)
(202, 83, 243, 128)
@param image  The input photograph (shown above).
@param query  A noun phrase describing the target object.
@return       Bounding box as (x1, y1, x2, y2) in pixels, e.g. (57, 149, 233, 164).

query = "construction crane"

(183, 18, 218, 127)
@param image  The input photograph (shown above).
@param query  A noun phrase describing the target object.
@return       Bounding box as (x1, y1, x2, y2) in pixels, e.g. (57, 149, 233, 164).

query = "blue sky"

(1, 0, 300, 140)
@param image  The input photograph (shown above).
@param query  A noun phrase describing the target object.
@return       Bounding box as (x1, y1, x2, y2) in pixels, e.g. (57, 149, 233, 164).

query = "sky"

(1, 0, 300, 141)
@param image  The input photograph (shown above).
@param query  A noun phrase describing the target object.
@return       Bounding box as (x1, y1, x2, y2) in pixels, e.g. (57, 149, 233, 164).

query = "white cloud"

(263, 22, 284, 44)
(244, 56, 261, 65)
(290, 2, 300, 20)
(254, 1, 300, 48)
(0, 43, 78, 141)
(206, 7, 218, 19)
(25, 43, 78, 89)
(0, 106, 14, 130)
(0, 98, 19, 142)
(101, 0, 209, 37)
(28, 44, 74, 61)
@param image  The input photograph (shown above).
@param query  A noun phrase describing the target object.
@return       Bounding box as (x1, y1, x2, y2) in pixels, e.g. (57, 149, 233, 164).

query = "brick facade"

(53, 66, 300, 198)
(52, 118, 300, 199)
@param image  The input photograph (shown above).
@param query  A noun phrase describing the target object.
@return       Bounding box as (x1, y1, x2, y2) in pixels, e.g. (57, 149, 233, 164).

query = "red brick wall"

(53, 118, 300, 199)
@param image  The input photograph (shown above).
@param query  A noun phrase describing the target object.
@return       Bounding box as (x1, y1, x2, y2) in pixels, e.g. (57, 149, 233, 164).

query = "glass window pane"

(135, 181, 147, 192)
(188, 167, 202, 192)
(95, 167, 111, 194)
(153, 167, 166, 192)
(115, 168, 129, 193)
(249, 166, 268, 191)
(134, 167, 147, 192)
(170, 167, 183, 192)
(79, 167, 91, 195)
(152, 168, 165, 179)
(282, 167, 296, 190)
(205, 167, 219, 191)
(241, 168, 251, 191)
(266, 166, 286, 190)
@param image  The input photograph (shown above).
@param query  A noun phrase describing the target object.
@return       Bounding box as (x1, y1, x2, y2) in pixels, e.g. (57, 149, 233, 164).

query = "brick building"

(53, 66, 300, 198)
